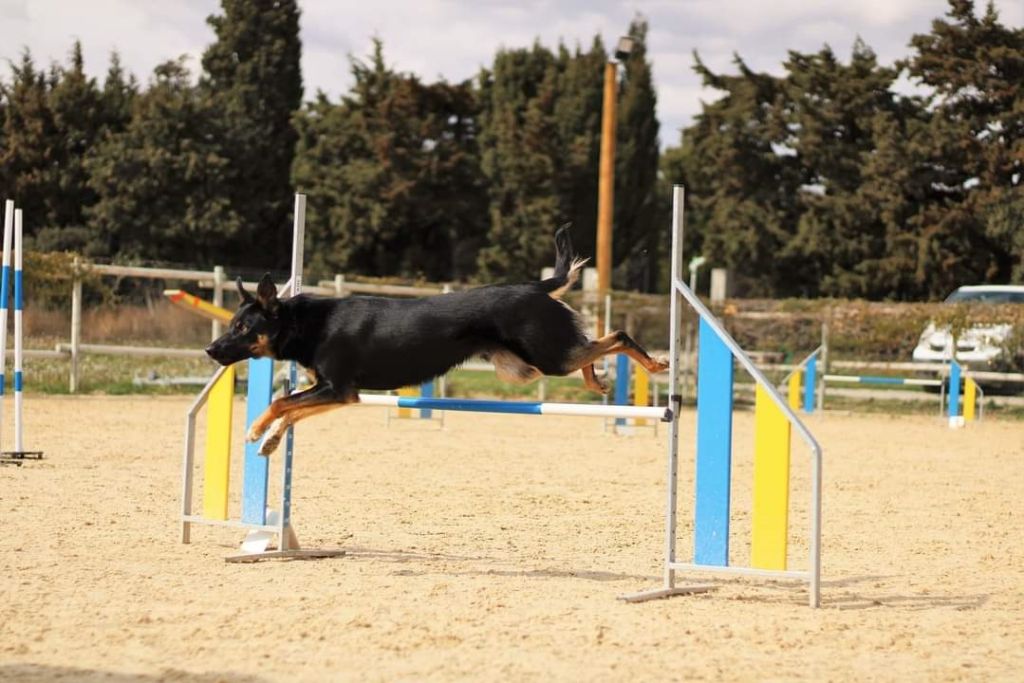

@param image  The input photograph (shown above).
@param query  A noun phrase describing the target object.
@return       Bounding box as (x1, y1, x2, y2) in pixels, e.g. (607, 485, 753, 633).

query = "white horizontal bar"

(181, 515, 279, 532)
(542, 402, 669, 420)
(669, 562, 810, 581)
(358, 393, 670, 421)
(824, 374, 942, 387)
(55, 343, 207, 358)
(317, 280, 444, 297)
(7, 348, 67, 359)
(90, 264, 213, 281)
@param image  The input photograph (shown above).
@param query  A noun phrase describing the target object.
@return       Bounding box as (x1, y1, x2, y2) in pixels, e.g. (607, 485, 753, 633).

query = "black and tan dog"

(206, 226, 668, 455)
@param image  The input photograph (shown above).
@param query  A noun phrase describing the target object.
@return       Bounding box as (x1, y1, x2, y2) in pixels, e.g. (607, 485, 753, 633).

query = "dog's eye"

(233, 322, 249, 334)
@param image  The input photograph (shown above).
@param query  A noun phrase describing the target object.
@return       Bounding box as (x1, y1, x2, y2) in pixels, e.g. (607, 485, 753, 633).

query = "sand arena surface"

(1, 395, 1023, 681)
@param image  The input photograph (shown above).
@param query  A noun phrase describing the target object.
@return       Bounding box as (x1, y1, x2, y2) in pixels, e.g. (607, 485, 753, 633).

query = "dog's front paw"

(246, 423, 265, 443)
(595, 375, 611, 394)
(257, 419, 286, 456)
(649, 356, 670, 373)
(258, 432, 283, 457)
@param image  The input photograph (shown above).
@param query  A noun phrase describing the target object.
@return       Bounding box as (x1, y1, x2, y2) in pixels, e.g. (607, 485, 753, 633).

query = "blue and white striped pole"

(948, 361, 962, 428)
(358, 394, 671, 421)
(13, 208, 24, 453)
(802, 354, 817, 414)
(0, 201, 12, 450)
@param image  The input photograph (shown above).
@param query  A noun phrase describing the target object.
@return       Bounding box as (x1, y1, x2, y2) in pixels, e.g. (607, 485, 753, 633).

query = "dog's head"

(205, 273, 282, 366)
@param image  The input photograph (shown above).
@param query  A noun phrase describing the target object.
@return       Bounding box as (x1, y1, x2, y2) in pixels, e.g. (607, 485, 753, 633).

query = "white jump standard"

(180, 194, 344, 562)
(0, 199, 44, 465)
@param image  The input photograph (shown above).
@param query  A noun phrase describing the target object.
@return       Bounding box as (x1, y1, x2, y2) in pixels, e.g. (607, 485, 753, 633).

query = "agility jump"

(180, 194, 344, 561)
(620, 187, 823, 607)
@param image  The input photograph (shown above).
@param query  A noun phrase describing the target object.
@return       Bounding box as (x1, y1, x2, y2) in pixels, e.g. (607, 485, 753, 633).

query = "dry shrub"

(26, 300, 210, 347)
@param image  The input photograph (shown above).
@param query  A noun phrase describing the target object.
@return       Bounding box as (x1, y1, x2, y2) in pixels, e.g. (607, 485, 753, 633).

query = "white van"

(912, 285, 1024, 369)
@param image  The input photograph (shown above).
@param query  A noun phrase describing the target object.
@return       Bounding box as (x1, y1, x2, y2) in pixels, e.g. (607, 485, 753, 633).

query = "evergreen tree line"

(663, 0, 1023, 299)
(0, 0, 660, 288)
(0, 0, 1020, 299)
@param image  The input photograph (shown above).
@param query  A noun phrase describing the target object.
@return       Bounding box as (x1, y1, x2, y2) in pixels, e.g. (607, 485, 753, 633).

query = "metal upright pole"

(663, 185, 685, 591)
(212, 266, 225, 340)
(280, 194, 305, 551)
(13, 209, 24, 454)
(70, 258, 82, 394)
(817, 319, 829, 411)
(0, 201, 13, 449)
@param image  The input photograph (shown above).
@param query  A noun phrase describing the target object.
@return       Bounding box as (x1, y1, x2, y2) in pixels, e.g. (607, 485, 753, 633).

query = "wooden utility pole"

(596, 60, 618, 334)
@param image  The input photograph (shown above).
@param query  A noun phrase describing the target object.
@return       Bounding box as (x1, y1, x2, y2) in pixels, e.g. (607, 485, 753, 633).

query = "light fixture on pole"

(689, 256, 707, 294)
(595, 35, 634, 334)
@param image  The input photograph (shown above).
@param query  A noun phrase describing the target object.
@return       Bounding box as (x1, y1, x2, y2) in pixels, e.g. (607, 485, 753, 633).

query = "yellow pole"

(633, 367, 649, 427)
(788, 370, 802, 412)
(964, 379, 976, 422)
(596, 60, 618, 335)
(203, 365, 235, 520)
(397, 385, 417, 419)
(752, 384, 792, 570)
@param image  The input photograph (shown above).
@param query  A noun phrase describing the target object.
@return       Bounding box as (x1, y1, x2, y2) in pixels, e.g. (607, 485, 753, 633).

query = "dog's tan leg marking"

(248, 406, 280, 443)
(565, 332, 668, 393)
(258, 418, 287, 456)
(257, 401, 352, 456)
(256, 388, 359, 456)
(246, 382, 325, 443)
(581, 364, 610, 394)
(491, 350, 543, 385)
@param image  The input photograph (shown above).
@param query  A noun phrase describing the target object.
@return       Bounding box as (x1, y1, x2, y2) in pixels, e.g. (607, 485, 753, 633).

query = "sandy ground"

(1, 395, 1022, 682)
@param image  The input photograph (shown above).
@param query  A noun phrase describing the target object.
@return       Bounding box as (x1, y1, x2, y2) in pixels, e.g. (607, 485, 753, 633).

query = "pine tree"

(100, 52, 137, 132)
(292, 41, 487, 280)
(676, 53, 799, 296)
(0, 51, 59, 233)
(905, 0, 1024, 291)
(87, 59, 242, 263)
(781, 41, 906, 297)
(201, 0, 303, 269)
(477, 44, 561, 281)
(613, 17, 661, 292)
(550, 37, 606, 261)
(38, 42, 106, 249)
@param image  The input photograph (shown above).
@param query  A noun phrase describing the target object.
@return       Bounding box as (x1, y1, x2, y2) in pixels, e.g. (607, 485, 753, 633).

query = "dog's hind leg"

(581, 363, 610, 394)
(490, 349, 543, 385)
(564, 331, 668, 391)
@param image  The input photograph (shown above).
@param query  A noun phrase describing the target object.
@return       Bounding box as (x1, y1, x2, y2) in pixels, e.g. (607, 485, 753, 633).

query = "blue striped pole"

(241, 358, 274, 525)
(420, 379, 434, 419)
(823, 374, 941, 387)
(803, 354, 817, 414)
(0, 201, 12, 451)
(12, 209, 23, 452)
(614, 353, 630, 427)
(948, 361, 962, 423)
(693, 317, 735, 566)
(358, 394, 671, 421)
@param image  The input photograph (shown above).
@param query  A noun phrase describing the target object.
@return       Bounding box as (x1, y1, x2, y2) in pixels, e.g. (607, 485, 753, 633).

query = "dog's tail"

(541, 223, 588, 300)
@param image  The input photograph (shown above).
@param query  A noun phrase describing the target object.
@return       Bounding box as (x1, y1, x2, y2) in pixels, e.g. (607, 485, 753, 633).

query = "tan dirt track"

(1, 395, 1022, 682)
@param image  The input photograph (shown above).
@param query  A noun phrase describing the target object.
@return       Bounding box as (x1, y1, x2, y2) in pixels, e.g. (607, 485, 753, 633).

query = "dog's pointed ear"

(256, 273, 279, 314)
(236, 277, 255, 305)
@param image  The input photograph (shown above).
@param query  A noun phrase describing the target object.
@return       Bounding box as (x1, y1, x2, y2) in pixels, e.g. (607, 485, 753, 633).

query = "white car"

(912, 285, 1024, 370)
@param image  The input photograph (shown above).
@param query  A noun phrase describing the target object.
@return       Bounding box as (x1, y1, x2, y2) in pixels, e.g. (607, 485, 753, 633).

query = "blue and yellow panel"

(202, 365, 235, 520)
(751, 384, 791, 569)
(694, 318, 734, 566)
(242, 358, 274, 525)
(964, 378, 976, 422)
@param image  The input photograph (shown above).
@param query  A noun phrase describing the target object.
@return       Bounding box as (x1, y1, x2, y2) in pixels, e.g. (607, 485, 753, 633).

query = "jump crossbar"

(358, 394, 671, 421)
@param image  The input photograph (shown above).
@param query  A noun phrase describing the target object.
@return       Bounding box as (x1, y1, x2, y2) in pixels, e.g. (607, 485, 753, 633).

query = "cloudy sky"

(1, 0, 1021, 147)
